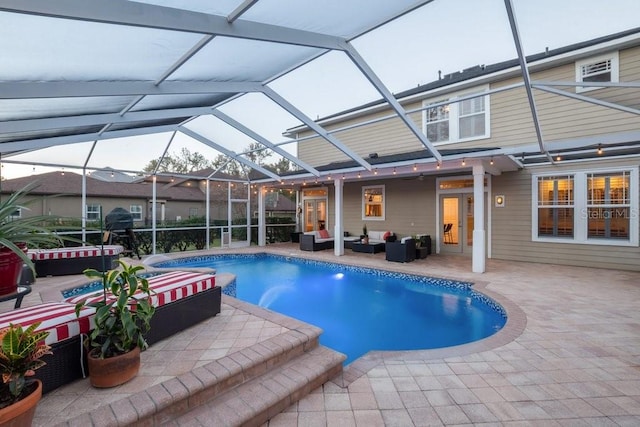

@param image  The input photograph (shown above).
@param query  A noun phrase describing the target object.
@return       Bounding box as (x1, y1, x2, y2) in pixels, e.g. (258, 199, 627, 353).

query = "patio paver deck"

(2, 244, 638, 426)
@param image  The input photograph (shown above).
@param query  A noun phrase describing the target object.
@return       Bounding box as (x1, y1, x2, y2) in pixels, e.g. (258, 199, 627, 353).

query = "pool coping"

(150, 251, 527, 387)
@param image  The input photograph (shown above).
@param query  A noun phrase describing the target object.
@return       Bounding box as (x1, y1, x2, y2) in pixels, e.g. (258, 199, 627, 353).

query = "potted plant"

(0, 322, 51, 426)
(75, 260, 155, 388)
(0, 182, 70, 295)
(362, 224, 369, 244)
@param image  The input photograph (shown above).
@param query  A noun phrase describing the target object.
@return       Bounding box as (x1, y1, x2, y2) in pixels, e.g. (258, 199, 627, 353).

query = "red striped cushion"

(64, 271, 216, 308)
(0, 302, 96, 345)
(28, 245, 124, 261)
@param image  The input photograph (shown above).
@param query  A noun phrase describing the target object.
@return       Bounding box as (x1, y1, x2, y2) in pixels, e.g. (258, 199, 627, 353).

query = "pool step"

(57, 325, 345, 426)
(172, 344, 345, 426)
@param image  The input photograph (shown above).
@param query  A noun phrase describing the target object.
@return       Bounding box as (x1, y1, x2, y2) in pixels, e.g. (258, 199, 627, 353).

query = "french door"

(440, 194, 476, 254)
(304, 199, 327, 232)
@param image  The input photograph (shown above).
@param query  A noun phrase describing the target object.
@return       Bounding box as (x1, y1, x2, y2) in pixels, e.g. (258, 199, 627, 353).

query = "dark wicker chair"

(385, 238, 416, 263)
(300, 233, 334, 251)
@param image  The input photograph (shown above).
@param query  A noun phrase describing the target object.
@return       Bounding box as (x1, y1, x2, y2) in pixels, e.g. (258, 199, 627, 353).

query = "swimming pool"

(153, 254, 506, 364)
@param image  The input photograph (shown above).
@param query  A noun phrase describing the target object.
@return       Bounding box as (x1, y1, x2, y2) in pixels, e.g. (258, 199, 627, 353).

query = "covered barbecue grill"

(103, 207, 140, 259)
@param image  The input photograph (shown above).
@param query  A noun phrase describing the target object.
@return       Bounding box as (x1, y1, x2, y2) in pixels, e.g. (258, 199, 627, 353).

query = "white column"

(205, 179, 210, 250)
(472, 164, 486, 273)
(334, 179, 344, 256)
(258, 185, 266, 246)
(152, 175, 157, 255)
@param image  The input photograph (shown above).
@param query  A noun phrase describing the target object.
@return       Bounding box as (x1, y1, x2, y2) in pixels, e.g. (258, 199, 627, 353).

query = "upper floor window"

(362, 185, 385, 220)
(575, 52, 619, 92)
(130, 205, 143, 221)
(423, 88, 489, 144)
(86, 204, 101, 221)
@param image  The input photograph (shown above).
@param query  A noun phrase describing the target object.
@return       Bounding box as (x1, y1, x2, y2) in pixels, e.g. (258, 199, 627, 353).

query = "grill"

(105, 207, 134, 231)
(103, 208, 140, 259)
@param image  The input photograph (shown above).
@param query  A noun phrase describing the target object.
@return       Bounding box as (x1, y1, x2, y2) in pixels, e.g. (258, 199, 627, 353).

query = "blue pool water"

(154, 254, 505, 364)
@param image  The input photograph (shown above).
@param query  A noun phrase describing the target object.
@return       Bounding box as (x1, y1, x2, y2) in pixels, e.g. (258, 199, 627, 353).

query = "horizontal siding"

(341, 177, 437, 239)
(491, 160, 640, 272)
(299, 43, 640, 161)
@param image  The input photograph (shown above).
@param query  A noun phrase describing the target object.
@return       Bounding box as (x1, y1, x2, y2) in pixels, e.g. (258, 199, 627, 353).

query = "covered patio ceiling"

(0, 1, 639, 185)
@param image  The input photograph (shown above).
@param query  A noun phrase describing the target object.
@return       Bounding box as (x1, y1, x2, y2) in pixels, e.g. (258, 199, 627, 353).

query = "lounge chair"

(0, 270, 221, 394)
(28, 245, 124, 277)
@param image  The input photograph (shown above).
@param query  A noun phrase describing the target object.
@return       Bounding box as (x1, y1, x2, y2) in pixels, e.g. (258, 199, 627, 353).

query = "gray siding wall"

(491, 158, 640, 271)
(328, 176, 438, 242)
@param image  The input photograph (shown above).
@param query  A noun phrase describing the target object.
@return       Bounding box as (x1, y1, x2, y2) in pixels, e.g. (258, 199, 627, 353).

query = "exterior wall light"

(495, 195, 505, 208)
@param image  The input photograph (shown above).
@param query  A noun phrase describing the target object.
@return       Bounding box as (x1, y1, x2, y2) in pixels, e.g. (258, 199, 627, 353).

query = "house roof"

(0, 171, 209, 201)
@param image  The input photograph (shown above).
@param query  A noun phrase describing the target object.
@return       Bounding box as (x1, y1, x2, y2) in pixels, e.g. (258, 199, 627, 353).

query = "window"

(86, 204, 101, 221)
(189, 207, 198, 218)
(362, 185, 385, 220)
(533, 168, 638, 245)
(9, 207, 21, 220)
(537, 176, 574, 238)
(423, 88, 489, 144)
(425, 103, 449, 142)
(586, 172, 630, 239)
(130, 205, 143, 221)
(575, 52, 619, 92)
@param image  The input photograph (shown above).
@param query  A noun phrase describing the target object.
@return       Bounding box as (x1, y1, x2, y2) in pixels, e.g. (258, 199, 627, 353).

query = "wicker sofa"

(0, 270, 221, 394)
(300, 229, 335, 251)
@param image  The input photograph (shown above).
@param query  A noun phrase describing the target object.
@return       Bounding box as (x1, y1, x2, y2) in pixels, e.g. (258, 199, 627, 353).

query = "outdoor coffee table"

(351, 242, 385, 254)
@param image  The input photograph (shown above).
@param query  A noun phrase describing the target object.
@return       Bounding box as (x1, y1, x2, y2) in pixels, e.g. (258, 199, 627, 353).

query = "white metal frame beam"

(533, 85, 640, 116)
(503, 0, 553, 163)
(178, 126, 281, 181)
(262, 86, 372, 171)
(344, 43, 442, 162)
(211, 110, 321, 177)
(1, 0, 348, 50)
(0, 81, 263, 99)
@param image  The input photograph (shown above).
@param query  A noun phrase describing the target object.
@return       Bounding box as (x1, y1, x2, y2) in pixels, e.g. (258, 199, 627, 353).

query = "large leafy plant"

(0, 322, 51, 409)
(76, 261, 155, 358)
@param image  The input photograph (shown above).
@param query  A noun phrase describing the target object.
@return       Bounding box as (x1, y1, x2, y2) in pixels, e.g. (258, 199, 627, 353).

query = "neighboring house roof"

(0, 171, 208, 201)
(264, 192, 296, 212)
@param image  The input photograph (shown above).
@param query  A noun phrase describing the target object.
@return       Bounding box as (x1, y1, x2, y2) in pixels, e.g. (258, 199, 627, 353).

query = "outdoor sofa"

(300, 229, 335, 251)
(27, 245, 124, 277)
(0, 270, 221, 394)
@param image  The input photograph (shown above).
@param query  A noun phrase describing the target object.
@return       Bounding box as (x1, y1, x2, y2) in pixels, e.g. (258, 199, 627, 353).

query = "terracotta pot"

(87, 346, 141, 388)
(0, 244, 27, 296)
(0, 379, 42, 427)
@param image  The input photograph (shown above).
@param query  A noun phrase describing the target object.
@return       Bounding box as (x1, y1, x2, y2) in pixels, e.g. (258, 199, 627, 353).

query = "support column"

(472, 164, 486, 273)
(334, 179, 344, 256)
(258, 185, 266, 246)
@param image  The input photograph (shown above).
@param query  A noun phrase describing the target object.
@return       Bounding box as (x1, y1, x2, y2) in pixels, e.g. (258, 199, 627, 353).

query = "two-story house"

(282, 28, 640, 272)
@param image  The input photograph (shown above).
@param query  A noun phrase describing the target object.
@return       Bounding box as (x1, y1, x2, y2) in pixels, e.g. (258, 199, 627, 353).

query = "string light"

(556, 154, 562, 161)
(61, 168, 65, 176)
(357, 172, 361, 179)
(436, 162, 440, 170)
(461, 159, 466, 166)
(597, 145, 603, 155)
(490, 157, 494, 165)
(413, 164, 417, 171)
(393, 167, 396, 175)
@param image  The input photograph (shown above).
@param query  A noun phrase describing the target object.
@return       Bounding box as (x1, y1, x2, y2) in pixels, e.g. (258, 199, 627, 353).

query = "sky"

(3, 0, 640, 179)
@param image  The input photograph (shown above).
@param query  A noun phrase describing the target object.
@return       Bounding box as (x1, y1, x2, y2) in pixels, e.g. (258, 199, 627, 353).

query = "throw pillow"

(383, 231, 391, 241)
(318, 229, 330, 239)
